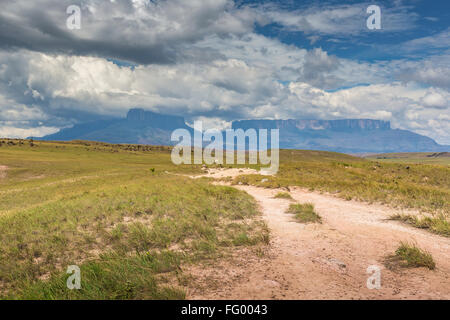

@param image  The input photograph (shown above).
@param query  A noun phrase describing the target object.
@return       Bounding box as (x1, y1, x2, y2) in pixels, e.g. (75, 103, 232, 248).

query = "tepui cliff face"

(232, 119, 391, 131)
(231, 118, 445, 153)
(126, 108, 187, 130)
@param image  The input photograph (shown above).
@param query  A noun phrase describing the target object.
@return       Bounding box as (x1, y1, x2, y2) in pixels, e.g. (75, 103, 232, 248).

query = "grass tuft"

(286, 203, 321, 223)
(385, 242, 435, 270)
(273, 192, 293, 200)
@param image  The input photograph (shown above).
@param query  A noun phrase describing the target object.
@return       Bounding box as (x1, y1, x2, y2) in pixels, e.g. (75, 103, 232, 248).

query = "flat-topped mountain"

(33, 109, 449, 153)
(232, 119, 391, 131)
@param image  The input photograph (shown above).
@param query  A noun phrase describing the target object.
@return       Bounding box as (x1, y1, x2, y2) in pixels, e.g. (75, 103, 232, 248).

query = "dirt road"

(187, 169, 450, 299)
(0, 165, 7, 180)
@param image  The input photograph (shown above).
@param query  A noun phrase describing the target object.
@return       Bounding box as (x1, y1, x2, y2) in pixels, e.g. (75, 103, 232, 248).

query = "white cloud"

(252, 2, 417, 36)
(421, 90, 448, 109)
(400, 28, 450, 53)
(0, 125, 59, 139)
(0, 0, 261, 64)
(0, 48, 448, 144)
(0, 1, 448, 145)
(288, 81, 449, 144)
(397, 54, 450, 89)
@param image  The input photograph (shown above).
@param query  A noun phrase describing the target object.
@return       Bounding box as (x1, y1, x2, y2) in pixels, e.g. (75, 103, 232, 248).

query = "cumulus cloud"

(288, 81, 450, 144)
(0, 0, 448, 144)
(0, 0, 262, 64)
(2, 48, 448, 143)
(300, 48, 341, 89)
(421, 90, 448, 109)
(0, 0, 421, 65)
(397, 54, 450, 90)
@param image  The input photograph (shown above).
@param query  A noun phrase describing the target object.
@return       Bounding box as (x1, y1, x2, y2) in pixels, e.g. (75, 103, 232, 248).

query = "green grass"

(1, 139, 447, 296)
(10, 251, 186, 300)
(273, 192, 293, 200)
(286, 203, 321, 223)
(0, 139, 268, 299)
(385, 242, 436, 270)
(389, 214, 450, 237)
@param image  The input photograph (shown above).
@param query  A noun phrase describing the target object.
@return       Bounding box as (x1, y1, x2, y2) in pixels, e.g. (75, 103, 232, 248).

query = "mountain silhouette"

(33, 108, 449, 153)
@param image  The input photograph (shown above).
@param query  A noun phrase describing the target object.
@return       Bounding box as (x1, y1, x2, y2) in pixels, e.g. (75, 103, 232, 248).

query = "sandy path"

(0, 165, 7, 180)
(187, 169, 450, 300)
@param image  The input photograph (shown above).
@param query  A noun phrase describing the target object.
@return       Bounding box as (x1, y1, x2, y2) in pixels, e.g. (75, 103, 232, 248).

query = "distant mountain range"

(33, 108, 449, 153)
(35, 108, 192, 146)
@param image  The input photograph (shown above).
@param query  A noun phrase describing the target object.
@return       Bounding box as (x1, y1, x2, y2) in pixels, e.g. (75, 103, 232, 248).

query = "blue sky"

(0, 0, 449, 143)
(247, 0, 450, 62)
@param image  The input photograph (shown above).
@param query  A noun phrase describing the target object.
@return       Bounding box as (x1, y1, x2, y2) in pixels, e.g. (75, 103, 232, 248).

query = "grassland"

(0, 139, 268, 299)
(0, 140, 448, 298)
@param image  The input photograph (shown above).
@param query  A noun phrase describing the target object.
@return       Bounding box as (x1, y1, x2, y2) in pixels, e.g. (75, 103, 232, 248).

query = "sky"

(0, 0, 449, 144)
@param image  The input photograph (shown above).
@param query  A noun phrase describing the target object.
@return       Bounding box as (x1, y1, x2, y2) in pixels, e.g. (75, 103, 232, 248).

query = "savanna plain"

(0, 139, 448, 299)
